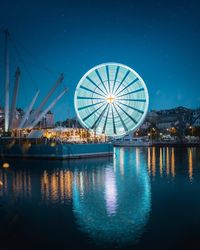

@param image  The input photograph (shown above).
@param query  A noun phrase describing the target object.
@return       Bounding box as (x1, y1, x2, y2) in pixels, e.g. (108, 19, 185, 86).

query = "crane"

(25, 74, 64, 127)
(18, 89, 40, 129)
(9, 67, 20, 129)
(28, 88, 67, 129)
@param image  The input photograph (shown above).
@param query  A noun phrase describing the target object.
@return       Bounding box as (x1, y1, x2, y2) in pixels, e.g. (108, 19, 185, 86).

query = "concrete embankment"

(0, 139, 113, 159)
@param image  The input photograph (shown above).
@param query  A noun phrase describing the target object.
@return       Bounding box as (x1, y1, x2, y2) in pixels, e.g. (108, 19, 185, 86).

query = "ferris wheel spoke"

(115, 78, 139, 96)
(113, 103, 128, 132)
(83, 103, 106, 122)
(77, 96, 105, 100)
(86, 76, 107, 96)
(75, 63, 149, 137)
(117, 87, 144, 98)
(113, 70, 130, 95)
(78, 100, 105, 111)
(118, 98, 146, 102)
(80, 85, 105, 98)
(106, 65, 111, 94)
(111, 105, 117, 134)
(95, 69, 109, 95)
(115, 103, 137, 124)
(91, 104, 109, 130)
(112, 66, 120, 94)
(102, 105, 110, 134)
(117, 101, 144, 114)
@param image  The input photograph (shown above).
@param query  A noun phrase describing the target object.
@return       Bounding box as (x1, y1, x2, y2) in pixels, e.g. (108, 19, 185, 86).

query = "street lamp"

(189, 126, 193, 136)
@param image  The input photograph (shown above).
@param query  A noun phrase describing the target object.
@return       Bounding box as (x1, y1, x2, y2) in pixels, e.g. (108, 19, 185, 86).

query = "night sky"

(0, 0, 200, 121)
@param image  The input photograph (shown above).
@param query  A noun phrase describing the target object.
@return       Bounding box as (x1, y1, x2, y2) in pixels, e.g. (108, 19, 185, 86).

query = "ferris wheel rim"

(74, 62, 149, 138)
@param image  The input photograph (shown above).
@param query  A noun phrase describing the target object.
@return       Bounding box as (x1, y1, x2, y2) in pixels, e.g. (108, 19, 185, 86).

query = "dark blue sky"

(0, 0, 200, 121)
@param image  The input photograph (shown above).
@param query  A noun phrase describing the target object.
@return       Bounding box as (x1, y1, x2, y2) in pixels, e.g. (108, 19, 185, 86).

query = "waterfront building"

(37, 110, 55, 128)
(0, 108, 55, 130)
(146, 111, 159, 123)
(0, 108, 4, 128)
(1, 105, 199, 140)
(192, 108, 200, 127)
(145, 106, 194, 131)
(122, 106, 200, 142)
(140, 121, 151, 130)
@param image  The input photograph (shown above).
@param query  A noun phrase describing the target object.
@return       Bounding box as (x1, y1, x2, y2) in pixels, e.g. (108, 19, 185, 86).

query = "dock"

(0, 138, 113, 160)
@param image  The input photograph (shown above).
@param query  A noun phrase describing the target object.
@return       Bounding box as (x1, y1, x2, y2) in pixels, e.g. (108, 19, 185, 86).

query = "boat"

(113, 137, 151, 147)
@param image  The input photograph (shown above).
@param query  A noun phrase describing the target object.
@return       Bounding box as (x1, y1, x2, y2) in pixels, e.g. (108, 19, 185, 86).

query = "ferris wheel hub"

(106, 95, 116, 104)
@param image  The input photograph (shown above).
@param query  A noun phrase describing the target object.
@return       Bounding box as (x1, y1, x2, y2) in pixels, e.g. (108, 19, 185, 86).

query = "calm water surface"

(0, 147, 200, 250)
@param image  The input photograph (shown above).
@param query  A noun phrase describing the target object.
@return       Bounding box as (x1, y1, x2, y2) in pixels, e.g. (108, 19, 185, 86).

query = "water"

(0, 146, 200, 250)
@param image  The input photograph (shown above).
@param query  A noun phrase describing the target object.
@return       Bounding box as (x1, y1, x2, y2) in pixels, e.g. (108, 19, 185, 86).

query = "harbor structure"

(1, 30, 67, 133)
(0, 31, 113, 159)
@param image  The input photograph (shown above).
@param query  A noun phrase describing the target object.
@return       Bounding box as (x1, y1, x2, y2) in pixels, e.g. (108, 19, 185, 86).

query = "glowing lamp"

(106, 95, 116, 104)
(3, 162, 10, 169)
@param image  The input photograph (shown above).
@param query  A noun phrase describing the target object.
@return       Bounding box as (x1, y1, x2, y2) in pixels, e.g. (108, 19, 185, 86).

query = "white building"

(192, 109, 200, 127)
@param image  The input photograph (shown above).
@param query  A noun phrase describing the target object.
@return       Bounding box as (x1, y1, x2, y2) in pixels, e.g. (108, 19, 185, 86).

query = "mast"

(36, 73, 64, 112)
(9, 67, 20, 129)
(4, 30, 10, 132)
(18, 89, 40, 129)
(28, 88, 67, 129)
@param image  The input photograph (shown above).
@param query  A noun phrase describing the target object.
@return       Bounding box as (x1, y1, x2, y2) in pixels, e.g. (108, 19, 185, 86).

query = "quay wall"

(0, 141, 113, 159)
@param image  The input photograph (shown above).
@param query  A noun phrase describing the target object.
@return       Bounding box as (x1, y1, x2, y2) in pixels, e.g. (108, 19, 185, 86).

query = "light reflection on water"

(0, 147, 197, 201)
(188, 148, 193, 182)
(72, 147, 151, 246)
(104, 168, 117, 216)
(41, 169, 73, 203)
(146, 147, 196, 182)
(0, 170, 32, 199)
(0, 146, 199, 249)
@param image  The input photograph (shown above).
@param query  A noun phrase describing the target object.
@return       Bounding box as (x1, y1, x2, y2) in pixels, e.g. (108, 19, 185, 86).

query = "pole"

(9, 67, 20, 129)
(67, 107, 70, 128)
(18, 89, 40, 128)
(4, 30, 10, 132)
(36, 73, 64, 113)
(26, 74, 64, 127)
(28, 88, 67, 129)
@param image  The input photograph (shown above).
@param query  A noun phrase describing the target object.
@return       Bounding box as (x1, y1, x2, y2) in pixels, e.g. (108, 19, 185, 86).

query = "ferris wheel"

(74, 63, 149, 137)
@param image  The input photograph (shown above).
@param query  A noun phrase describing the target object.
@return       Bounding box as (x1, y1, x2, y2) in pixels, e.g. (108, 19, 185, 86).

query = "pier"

(0, 138, 113, 159)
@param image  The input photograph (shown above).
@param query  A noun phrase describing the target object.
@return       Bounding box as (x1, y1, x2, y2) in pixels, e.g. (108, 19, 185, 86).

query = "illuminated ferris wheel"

(74, 63, 149, 137)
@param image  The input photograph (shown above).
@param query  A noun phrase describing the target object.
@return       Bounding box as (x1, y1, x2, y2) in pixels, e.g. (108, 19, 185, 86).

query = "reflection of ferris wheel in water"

(74, 63, 149, 137)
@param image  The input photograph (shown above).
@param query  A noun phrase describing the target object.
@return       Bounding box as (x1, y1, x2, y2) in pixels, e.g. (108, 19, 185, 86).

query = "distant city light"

(2, 162, 10, 168)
